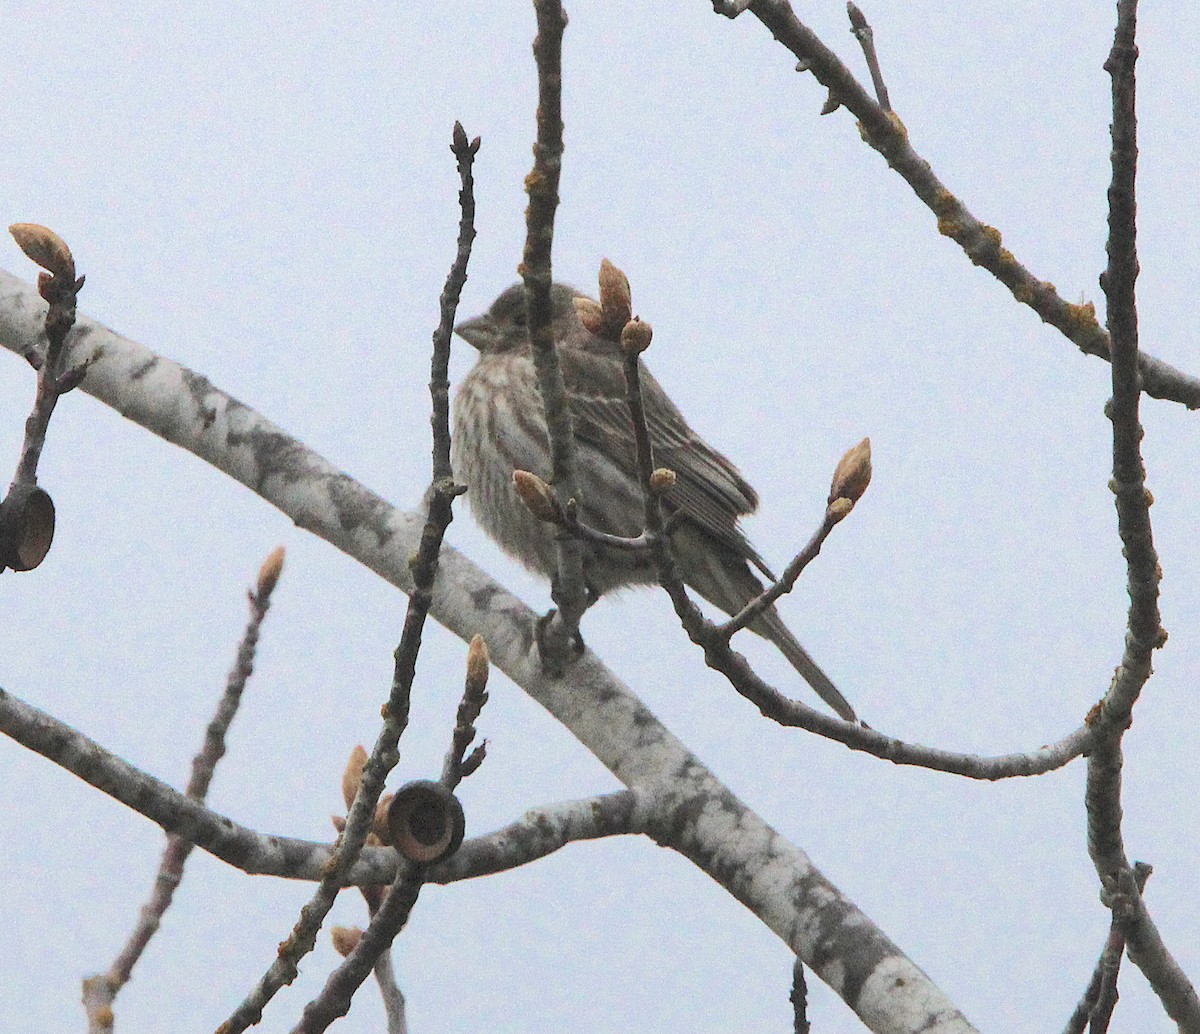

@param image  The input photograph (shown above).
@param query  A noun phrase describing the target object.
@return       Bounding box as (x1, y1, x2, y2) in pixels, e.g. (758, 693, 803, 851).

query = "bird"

(451, 281, 856, 722)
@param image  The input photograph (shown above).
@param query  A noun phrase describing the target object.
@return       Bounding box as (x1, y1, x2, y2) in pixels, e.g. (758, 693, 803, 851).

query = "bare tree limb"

(706, 0, 1200, 410)
(81, 548, 284, 1030)
(222, 123, 479, 1034)
(0, 686, 649, 883)
(1082, 4, 1200, 1027)
(846, 3, 890, 111)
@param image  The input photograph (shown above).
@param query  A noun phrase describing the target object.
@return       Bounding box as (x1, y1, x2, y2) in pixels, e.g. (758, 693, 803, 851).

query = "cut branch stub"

(387, 780, 465, 864)
(0, 484, 56, 571)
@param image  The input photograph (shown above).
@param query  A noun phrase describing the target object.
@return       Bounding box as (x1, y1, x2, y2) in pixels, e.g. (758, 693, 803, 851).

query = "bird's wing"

(562, 352, 774, 575)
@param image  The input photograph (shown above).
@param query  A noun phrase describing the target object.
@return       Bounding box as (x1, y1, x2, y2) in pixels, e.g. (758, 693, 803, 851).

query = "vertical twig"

(1086, 2, 1200, 1026)
(521, 0, 588, 662)
(790, 958, 810, 1034)
(2, 224, 86, 572)
(846, 3, 891, 111)
(8, 224, 84, 490)
(82, 549, 285, 1030)
(1088, 0, 1147, 881)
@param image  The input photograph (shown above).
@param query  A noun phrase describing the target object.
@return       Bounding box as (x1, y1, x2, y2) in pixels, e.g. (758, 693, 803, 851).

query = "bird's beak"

(453, 313, 497, 352)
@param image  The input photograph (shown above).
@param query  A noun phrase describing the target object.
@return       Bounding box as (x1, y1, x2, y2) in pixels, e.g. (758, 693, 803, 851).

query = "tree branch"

(222, 122, 478, 1034)
(81, 548, 284, 1030)
(520, 0, 589, 662)
(709, 0, 1200, 409)
(0, 278, 995, 1030)
(1083, 3, 1200, 1025)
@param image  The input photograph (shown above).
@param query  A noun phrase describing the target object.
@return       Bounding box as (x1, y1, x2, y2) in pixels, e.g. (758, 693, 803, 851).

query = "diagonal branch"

(222, 123, 478, 1034)
(81, 548, 284, 1031)
(0, 277, 1002, 1031)
(710, 0, 1200, 409)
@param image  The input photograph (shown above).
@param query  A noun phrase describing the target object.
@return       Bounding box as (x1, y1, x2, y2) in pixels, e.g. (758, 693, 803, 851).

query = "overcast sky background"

(3, 3, 1199, 1032)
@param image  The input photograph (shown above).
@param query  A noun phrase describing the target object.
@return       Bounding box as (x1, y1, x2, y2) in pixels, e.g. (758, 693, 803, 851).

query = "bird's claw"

(535, 608, 585, 676)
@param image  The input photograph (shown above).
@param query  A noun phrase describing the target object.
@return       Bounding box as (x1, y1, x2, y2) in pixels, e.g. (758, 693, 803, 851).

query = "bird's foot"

(535, 608, 586, 676)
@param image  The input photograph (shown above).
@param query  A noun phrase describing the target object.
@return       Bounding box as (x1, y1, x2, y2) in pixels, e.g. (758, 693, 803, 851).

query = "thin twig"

(1086, 0, 1145, 917)
(314, 632, 494, 1031)
(7, 224, 84, 491)
(371, 945, 408, 1034)
(1062, 863, 1150, 1034)
(646, 557, 1098, 774)
(291, 861, 427, 1034)
(220, 123, 479, 1034)
(2, 226, 86, 572)
(719, 507, 836, 638)
(790, 958, 810, 1034)
(433, 122, 480, 484)
(521, 0, 588, 667)
(81, 549, 283, 1030)
(846, 3, 890, 111)
(349, 888, 409, 1034)
(441, 634, 490, 788)
(619, 339, 664, 540)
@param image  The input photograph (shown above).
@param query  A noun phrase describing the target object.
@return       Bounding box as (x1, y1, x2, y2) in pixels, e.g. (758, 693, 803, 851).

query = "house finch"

(452, 282, 857, 722)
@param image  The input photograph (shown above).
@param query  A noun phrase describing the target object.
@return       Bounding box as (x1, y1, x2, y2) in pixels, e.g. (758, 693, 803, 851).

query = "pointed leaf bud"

(466, 634, 490, 691)
(829, 437, 872, 505)
(256, 545, 286, 598)
(598, 258, 632, 335)
(512, 470, 562, 524)
(10, 223, 75, 281)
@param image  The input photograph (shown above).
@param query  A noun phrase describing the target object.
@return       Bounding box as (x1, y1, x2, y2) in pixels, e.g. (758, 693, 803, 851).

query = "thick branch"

(0, 280, 987, 1031)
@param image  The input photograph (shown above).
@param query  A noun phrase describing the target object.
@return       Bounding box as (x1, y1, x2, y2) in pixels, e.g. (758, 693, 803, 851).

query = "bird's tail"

(675, 527, 858, 722)
(750, 607, 858, 723)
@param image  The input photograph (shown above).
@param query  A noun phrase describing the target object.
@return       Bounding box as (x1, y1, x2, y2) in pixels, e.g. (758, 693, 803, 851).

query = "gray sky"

(3, 3, 1199, 1031)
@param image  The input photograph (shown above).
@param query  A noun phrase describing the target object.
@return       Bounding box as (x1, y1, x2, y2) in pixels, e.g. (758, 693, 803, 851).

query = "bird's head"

(454, 282, 587, 354)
